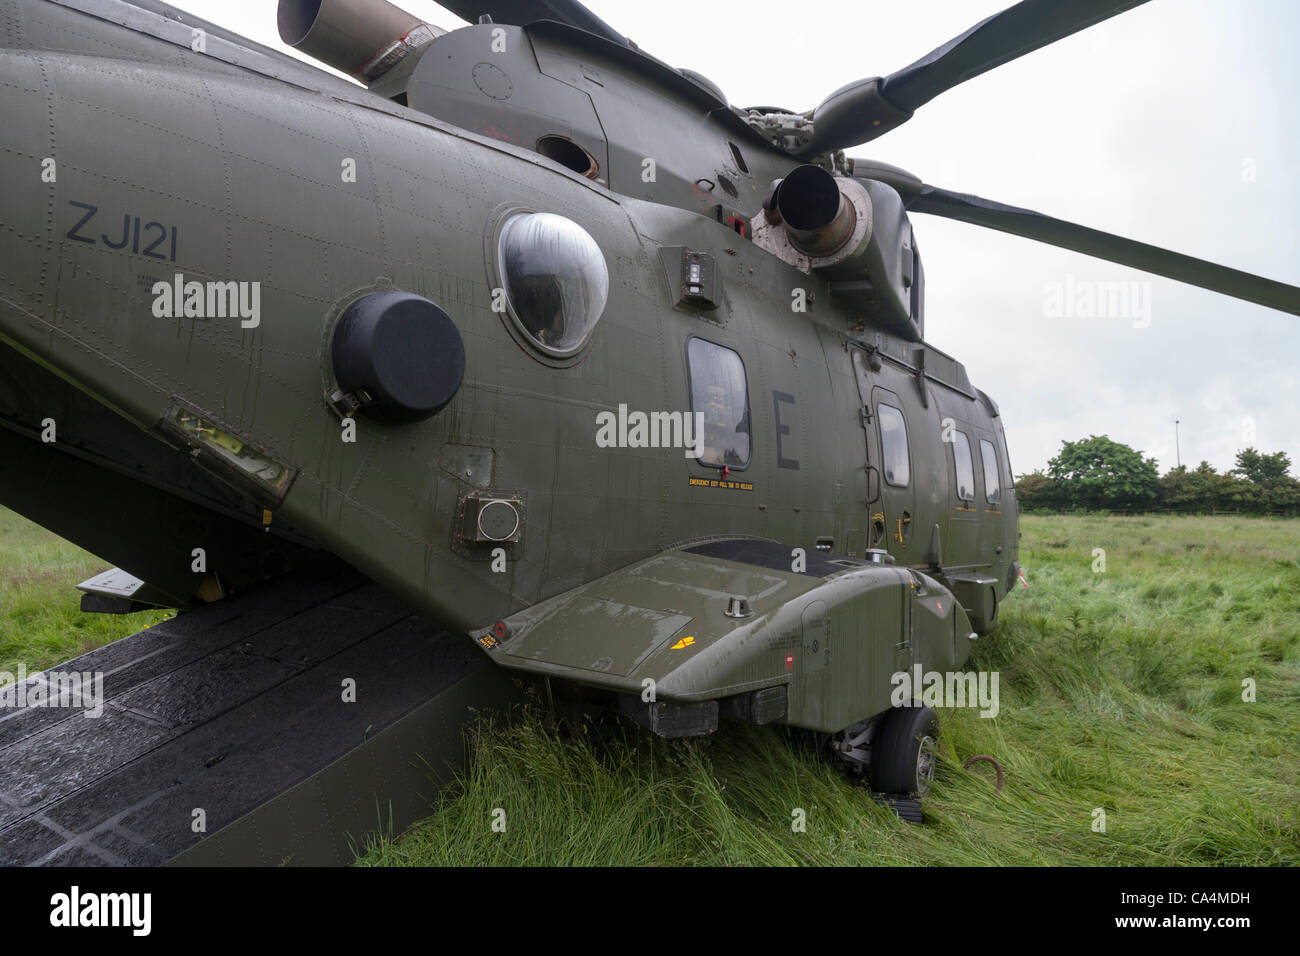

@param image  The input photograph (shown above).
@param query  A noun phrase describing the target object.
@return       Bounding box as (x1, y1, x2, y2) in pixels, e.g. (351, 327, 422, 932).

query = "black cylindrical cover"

(331, 291, 465, 423)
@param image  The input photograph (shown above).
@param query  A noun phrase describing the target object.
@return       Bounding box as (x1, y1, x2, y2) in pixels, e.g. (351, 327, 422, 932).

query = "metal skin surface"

(0, 0, 1020, 742)
(486, 547, 974, 734)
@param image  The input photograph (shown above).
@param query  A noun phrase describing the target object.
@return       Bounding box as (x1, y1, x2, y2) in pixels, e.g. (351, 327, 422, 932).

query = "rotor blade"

(909, 185, 1300, 316)
(798, 0, 1149, 157)
(881, 0, 1149, 113)
(434, 1, 629, 46)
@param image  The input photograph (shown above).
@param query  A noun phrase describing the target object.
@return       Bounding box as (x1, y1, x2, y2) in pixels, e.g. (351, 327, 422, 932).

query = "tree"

(1047, 435, 1160, 511)
(1230, 448, 1297, 514)
(1215, 470, 1262, 513)
(1160, 464, 1196, 512)
(1268, 477, 1300, 515)
(1233, 448, 1291, 486)
(1160, 461, 1223, 513)
(1013, 470, 1061, 511)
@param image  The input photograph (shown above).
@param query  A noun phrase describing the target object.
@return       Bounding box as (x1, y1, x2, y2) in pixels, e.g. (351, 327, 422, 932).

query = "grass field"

(0, 508, 170, 676)
(2, 507, 1297, 865)
(360, 512, 1300, 866)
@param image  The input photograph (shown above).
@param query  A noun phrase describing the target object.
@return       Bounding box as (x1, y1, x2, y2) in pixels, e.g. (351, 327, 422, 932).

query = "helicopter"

(0, 0, 1297, 814)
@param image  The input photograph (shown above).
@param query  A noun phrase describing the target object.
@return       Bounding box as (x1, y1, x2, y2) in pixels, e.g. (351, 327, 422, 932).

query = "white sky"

(181, 0, 1300, 476)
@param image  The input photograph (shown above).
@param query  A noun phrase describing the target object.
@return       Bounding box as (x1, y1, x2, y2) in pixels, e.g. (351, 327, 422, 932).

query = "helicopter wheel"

(975, 585, 999, 635)
(872, 705, 940, 797)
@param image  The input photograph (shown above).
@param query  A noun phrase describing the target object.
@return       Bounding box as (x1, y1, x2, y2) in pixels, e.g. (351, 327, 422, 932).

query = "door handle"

(865, 464, 882, 504)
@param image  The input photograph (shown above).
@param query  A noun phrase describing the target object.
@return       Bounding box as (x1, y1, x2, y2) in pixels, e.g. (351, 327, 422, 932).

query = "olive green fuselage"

(0, 2, 1018, 722)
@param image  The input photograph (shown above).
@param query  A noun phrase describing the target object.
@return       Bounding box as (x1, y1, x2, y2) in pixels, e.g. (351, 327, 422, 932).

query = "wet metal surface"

(0, 558, 511, 866)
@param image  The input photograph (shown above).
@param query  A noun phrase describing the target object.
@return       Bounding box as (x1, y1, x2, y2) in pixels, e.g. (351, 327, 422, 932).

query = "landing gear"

(979, 584, 1000, 635)
(872, 705, 939, 796)
(823, 706, 939, 823)
(828, 715, 880, 777)
(826, 705, 940, 796)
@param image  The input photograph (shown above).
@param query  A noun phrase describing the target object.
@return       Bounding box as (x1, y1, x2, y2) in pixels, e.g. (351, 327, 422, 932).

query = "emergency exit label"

(688, 477, 754, 492)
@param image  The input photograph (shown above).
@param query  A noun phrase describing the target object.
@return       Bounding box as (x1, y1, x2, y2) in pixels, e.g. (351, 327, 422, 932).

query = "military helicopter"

(1, 0, 1297, 812)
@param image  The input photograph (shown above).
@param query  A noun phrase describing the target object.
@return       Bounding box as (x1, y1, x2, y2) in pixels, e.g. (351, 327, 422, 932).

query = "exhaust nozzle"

(277, 0, 440, 83)
(776, 164, 857, 256)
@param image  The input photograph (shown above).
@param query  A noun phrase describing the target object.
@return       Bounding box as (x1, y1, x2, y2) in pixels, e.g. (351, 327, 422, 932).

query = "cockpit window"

(687, 338, 751, 469)
(497, 212, 609, 356)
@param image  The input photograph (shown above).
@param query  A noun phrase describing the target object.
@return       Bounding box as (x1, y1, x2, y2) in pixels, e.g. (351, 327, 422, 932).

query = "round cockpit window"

(497, 212, 609, 356)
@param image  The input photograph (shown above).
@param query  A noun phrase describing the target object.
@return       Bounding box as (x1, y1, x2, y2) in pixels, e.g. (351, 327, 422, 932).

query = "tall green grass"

(361, 514, 1299, 866)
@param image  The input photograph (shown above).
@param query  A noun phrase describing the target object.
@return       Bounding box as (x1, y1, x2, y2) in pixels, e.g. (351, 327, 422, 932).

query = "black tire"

(973, 585, 999, 636)
(872, 705, 940, 796)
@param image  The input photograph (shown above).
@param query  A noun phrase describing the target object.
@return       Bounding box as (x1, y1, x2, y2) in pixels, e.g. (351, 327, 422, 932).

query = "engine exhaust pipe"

(776, 164, 857, 256)
(277, 0, 441, 84)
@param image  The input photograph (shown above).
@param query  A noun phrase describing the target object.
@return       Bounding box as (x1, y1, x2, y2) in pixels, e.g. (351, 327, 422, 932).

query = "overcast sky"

(182, 0, 1299, 476)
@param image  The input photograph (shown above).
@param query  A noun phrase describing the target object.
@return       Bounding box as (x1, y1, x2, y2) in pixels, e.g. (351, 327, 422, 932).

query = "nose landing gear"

(826, 704, 940, 824)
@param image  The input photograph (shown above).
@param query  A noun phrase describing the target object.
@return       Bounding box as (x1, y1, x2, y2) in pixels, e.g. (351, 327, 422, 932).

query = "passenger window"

(980, 438, 1001, 504)
(877, 403, 910, 486)
(687, 338, 751, 468)
(952, 431, 975, 502)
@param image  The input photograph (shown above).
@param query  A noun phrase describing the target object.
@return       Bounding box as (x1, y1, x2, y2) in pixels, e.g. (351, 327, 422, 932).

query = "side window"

(952, 430, 975, 502)
(1000, 431, 1015, 490)
(877, 403, 910, 486)
(980, 438, 1001, 504)
(687, 338, 751, 468)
